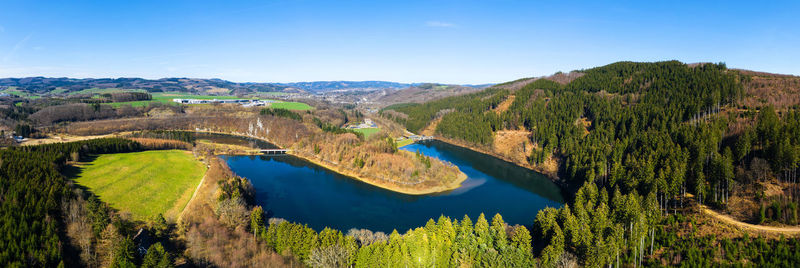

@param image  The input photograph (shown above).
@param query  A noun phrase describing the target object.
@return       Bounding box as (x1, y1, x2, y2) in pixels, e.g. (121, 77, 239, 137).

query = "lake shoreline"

(33, 129, 471, 195)
(420, 137, 570, 190)
(288, 151, 468, 195)
(190, 130, 468, 195)
(226, 139, 564, 233)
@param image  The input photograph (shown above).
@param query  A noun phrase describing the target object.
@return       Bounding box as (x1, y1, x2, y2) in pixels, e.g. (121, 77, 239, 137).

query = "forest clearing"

(71, 150, 207, 221)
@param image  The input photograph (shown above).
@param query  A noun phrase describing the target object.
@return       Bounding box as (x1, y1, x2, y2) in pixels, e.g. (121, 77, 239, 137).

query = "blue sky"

(0, 0, 798, 84)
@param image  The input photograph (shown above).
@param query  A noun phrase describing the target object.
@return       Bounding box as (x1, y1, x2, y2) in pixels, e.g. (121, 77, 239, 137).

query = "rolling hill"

(0, 77, 492, 97)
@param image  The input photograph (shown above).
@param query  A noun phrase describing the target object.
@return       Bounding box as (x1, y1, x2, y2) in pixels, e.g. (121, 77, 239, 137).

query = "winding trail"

(178, 164, 208, 221)
(700, 205, 800, 235)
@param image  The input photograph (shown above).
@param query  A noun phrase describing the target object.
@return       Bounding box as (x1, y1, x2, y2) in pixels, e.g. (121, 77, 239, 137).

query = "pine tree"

(490, 214, 507, 250)
(474, 213, 491, 248)
(250, 206, 265, 239)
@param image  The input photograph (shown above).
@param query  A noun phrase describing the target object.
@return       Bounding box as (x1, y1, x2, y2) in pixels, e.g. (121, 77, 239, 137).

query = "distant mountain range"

(0, 77, 492, 95)
(278, 81, 416, 92)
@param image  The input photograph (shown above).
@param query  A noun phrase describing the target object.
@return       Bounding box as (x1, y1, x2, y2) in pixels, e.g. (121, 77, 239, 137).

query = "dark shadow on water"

(222, 140, 566, 232)
(227, 154, 427, 202)
(410, 140, 565, 203)
(193, 132, 280, 149)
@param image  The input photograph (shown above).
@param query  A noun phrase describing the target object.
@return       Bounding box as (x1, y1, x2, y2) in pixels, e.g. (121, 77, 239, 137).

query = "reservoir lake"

(223, 140, 564, 233)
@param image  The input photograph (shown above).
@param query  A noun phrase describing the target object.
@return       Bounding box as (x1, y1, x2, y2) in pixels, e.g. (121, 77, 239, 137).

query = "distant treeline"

(0, 77, 288, 94)
(382, 88, 507, 134)
(260, 107, 302, 121)
(312, 117, 364, 139)
(101, 92, 152, 102)
(27, 102, 181, 125)
(129, 130, 196, 144)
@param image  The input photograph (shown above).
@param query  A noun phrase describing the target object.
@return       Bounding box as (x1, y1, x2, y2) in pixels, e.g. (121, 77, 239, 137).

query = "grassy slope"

(269, 101, 313, 110)
(396, 138, 414, 148)
(352, 127, 380, 138)
(110, 92, 313, 110)
(3, 86, 314, 110)
(73, 150, 206, 220)
(107, 92, 239, 107)
(1, 86, 40, 99)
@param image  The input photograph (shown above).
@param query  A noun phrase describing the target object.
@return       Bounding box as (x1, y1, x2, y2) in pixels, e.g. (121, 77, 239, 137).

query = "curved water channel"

(219, 135, 564, 233)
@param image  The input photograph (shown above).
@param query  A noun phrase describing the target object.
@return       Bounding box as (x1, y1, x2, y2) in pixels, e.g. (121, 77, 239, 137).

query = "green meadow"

(268, 101, 313, 110)
(72, 150, 206, 221)
(353, 127, 381, 138)
(1, 87, 41, 99)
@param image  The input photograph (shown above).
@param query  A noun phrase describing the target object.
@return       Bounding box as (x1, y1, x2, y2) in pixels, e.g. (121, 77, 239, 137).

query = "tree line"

(0, 138, 177, 267)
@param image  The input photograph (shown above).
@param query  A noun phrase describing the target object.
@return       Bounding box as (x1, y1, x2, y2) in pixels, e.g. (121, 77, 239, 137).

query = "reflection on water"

(404, 140, 564, 202)
(224, 140, 564, 233)
(193, 132, 279, 149)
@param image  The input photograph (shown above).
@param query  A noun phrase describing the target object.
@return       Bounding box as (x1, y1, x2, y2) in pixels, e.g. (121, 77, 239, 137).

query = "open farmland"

(72, 150, 206, 220)
(0, 86, 41, 99)
(108, 92, 313, 110)
(352, 127, 380, 138)
(108, 92, 245, 107)
(268, 100, 313, 110)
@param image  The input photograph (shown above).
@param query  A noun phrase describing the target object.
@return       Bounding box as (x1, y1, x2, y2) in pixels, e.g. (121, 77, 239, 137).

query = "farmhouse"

(347, 118, 378, 129)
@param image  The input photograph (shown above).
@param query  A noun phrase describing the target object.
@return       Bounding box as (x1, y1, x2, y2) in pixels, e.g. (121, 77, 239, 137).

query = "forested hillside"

(383, 61, 800, 266)
(0, 139, 148, 266)
(0, 77, 289, 95)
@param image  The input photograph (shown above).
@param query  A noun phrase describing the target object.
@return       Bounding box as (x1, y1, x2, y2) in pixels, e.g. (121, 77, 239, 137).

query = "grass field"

(2, 86, 314, 110)
(1, 87, 40, 99)
(106, 93, 241, 107)
(72, 150, 207, 221)
(353, 127, 380, 138)
(396, 138, 415, 147)
(269, 101, 313, 110)
(109, 92, 314, 110)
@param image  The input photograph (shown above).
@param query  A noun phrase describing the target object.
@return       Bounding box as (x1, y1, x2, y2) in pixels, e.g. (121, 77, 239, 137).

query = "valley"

(3, 61, 800, 267)
(3, 1, 799, 266)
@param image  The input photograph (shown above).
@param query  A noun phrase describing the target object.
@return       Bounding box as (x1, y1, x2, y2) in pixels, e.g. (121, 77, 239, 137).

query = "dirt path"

(178, 163, 208, 221)
(700, 205, 800, 235)
(21, 133, 120, 146)
(493, 95, 515, 114)
(420, 117, 441, 136)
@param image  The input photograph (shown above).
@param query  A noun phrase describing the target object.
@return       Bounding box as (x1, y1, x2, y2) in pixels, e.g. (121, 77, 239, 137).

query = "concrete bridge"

(260, 149, 290, 154)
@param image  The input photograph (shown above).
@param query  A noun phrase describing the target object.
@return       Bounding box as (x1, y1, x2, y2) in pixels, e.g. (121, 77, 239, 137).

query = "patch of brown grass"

(21, 133, 119, 146)
(726, 194, 759, 223)
(739, 71, 800, 110)
(762, 181, 784, 197)
(420, 117, 441, 136)
(492, 130, 531, 164)
(546, 72, 584, 85)
(492, 95, 515, 114)
(178, 156, 294, 267)
(575, 117, 591, 137)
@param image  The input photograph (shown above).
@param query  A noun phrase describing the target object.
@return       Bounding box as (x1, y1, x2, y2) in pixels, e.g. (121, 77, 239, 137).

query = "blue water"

(223, 140, 563, 233)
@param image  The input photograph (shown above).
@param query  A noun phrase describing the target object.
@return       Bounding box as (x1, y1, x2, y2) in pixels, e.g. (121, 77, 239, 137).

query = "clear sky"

(0, 0, 798, 84)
